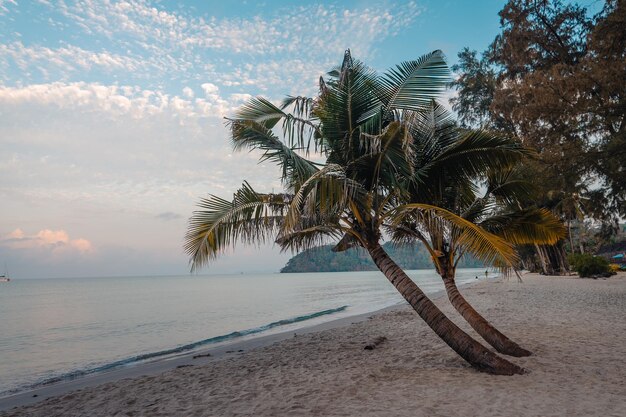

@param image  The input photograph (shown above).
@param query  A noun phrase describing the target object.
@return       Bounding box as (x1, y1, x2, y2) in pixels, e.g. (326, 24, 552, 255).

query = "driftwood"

(364, 336, 387, 350)
(192, 353, 212, 359)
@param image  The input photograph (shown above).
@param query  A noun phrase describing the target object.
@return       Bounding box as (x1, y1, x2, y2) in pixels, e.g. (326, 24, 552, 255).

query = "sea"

(0, 268, 488, 396)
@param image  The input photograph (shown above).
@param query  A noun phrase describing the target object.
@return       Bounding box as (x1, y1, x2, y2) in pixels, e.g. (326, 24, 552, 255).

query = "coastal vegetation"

(450, 0, 625, 274)
(568, 253, 614, 278)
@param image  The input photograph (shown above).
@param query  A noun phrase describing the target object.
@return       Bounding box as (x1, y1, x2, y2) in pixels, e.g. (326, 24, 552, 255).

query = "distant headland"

(280, 243, 485, 273)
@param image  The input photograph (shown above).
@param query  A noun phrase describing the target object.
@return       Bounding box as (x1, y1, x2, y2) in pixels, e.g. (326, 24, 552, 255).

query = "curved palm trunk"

(440, 270, 532, 357)
(367, 243, 524, 375)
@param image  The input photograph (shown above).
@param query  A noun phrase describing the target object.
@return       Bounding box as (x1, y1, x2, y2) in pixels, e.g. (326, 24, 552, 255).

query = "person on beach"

(485, 270, 488, 279)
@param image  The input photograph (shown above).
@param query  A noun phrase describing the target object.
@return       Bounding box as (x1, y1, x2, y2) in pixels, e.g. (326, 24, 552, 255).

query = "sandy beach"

(2, 273, 625, 417)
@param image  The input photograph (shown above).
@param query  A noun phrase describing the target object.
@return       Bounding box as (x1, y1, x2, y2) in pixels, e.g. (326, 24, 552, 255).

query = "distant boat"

(0, 264, 10, 282)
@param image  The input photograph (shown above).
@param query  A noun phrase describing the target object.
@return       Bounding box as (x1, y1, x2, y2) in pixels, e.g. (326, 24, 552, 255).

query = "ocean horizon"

(0, 268, 489, 396)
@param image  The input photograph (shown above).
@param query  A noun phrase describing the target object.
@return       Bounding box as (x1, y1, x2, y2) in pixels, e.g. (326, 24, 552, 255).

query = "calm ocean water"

(0, 268, 487, 395)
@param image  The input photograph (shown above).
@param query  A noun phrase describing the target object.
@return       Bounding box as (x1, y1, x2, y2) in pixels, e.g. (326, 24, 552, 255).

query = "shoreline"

(0, 291, 428, 411)
(3, 273, 624, 416)
(0, 274, 486, 411)
(0, 269, 484, 400)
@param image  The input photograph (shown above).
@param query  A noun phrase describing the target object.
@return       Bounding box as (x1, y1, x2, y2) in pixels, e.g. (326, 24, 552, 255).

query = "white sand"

(2, 273, 625, 417)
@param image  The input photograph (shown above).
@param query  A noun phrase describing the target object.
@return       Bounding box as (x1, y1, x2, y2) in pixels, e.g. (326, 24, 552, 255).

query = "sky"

(0, 0, 508, 279)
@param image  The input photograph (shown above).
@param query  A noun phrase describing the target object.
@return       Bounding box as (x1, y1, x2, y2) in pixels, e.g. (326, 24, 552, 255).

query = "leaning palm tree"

(185, 50, 524, 374)
(389, 101, 565, 357)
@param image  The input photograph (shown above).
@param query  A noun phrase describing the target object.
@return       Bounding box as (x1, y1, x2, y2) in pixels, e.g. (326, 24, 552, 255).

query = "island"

(280, 243, 485, 273)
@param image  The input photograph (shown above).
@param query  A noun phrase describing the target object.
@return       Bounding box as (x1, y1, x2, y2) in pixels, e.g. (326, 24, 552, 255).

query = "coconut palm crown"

(388, 100, 566, 357)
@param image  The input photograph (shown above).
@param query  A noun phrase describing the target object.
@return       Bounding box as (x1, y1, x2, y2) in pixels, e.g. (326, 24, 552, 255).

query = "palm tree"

(388, 101, 565, 357)
(185, 50, 524, 375)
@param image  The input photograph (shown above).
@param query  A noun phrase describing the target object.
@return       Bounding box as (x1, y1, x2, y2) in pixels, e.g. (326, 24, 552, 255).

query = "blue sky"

(0, 0, 507, 278)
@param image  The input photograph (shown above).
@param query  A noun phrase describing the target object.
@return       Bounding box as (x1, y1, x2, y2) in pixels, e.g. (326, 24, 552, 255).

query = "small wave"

(23, 305, 349, 392)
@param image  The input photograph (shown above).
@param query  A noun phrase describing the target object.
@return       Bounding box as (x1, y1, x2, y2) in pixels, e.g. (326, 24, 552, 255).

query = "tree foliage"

(390, 101, 564, 275)
(568, 253, 613, 277)
(450, 0, 625, 254)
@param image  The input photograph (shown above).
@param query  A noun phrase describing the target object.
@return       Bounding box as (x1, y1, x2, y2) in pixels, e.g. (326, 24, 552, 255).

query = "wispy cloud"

(0, 0, 17, 15)
(56, 1, 422, 56)
(5, 1, 423, 94)
(0, 41, 142, 77)
(0, 82, 238, 118)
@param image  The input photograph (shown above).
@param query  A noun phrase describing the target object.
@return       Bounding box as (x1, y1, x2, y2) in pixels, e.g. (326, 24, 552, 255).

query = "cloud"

(0, 82, 237, 119)
(0, 0, 17, 15)
(0, 41, 141, 76)
(229, 93, 253, 103)
(201, 82, 219, 96)
(182, 86, 194, 99)
(8, 1, 423, 94)
(156, 212, 182, 221)
(6, 228, 24, 239)
(1, 228, 93, 254)
(56, 1, 422, 56)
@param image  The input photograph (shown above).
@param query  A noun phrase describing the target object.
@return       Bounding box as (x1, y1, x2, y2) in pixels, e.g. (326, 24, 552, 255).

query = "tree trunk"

(440, 269, 532, 357)
(560, 243, 571, 273)
(568, 219, 574, 253)
(534, 243, 549, 274)
(577, 221, 585, 254)
(367, 243, 524, 375)
(546, 241, 570, 275)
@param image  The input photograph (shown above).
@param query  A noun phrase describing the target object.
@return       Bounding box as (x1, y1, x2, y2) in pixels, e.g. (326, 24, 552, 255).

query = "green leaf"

(184, 182, 290, 271)
(379, 50, 451, 112)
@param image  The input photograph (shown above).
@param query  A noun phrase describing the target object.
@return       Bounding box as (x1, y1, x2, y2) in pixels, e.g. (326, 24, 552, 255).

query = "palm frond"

(480, 208, 566, 246)
(351, 121, 415, 191)
(483, 165, 535, 206)
(281, 96, 315, 115)
(460, 196, 495, 223)
(232, 96, 286, 129)
(276, 223, 346, 254)
(389, 203, 518, 267)
(379, 50, 450, 112)
(419, 129, 534, 183)
(283, 164, 364, 232)
(184, 182, 289, 271)
(332, 232, 360, 252)
(231, 95, 321, 151)
(489, 180, 535, 206)
(228, 119, 318, 187)
(316, 58, 381, 159)
(406, 101, 458, 150)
